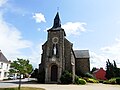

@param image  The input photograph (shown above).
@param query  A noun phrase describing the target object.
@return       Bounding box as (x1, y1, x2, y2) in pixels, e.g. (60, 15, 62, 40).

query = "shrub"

(116, 78, 120, 84)
(103, 78, 120, 84)
(86, 78, 99, 83)
(60, 70, 72, 84)
(75, 75, 86, 85)
(78, 78, 87, 85)
(99, 80, 104, 83)
(75, 75, 80, 84)
(37, 69, 45, 83)
(103, 80, 110, 84)
(84, 72, 94, 78)
(109, 78, 116, 84)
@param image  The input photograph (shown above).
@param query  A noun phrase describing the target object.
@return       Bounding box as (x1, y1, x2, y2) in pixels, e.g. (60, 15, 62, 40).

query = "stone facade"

(39, 12, 90, 83)
(74, 50, 90, 76)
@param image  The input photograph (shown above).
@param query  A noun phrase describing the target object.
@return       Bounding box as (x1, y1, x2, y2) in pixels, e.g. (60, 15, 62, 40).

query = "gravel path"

(0, 79, 120, 90)
(22, 83, 120, 90)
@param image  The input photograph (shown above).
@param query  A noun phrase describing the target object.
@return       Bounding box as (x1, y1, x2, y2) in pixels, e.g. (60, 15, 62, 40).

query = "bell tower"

(39, 12, 76, 83)
(44, 12, 66, 83)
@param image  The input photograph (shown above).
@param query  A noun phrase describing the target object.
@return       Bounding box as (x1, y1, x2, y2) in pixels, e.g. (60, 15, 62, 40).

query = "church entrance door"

(51, 65, 58, 81)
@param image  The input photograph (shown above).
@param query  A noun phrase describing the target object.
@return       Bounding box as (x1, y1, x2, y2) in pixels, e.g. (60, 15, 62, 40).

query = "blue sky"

(0, 0, 120, 69)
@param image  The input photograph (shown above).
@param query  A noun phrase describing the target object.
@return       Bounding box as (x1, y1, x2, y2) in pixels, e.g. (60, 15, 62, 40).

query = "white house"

(0, 50, 10, 80)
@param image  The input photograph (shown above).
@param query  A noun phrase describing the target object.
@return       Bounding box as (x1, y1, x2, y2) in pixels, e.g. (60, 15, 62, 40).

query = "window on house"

(4, 72, 7, 77)
(0, 63, 3, 69)
(6, 64, 9, 69)
(0, 72, 1, 78)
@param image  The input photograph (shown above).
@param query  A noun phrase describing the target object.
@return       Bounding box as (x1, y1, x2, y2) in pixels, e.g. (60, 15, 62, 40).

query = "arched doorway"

(51, 65, 58, 81)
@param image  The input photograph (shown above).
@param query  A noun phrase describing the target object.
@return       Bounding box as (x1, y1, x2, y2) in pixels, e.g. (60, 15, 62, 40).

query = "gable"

(0, 51, 10, 63)
(93, 68, 106, 74)
(74, 50, 89, 58)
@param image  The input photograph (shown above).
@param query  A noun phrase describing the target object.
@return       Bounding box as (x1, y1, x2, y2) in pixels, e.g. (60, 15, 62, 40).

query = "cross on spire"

(57, 7, 59, 12)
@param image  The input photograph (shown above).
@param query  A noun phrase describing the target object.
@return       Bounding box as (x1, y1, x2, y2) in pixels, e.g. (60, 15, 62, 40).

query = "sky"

(0, 0, 120, 69)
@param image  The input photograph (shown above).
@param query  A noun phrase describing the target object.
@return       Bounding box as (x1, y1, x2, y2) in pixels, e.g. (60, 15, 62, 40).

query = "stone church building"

(39, 12, 90, 83)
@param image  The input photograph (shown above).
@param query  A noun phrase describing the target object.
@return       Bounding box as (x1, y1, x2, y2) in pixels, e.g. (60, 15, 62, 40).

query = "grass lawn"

(0, 87, 45, 90)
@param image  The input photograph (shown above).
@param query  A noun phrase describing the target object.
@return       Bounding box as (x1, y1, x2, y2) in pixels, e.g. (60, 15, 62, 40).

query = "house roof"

(93, 68, 105, 74)
(0, 50, 10, 63)
(74, 50, 90, 58)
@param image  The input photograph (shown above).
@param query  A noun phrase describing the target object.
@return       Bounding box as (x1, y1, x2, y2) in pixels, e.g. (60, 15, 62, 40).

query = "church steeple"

(52, 12, 61, 28)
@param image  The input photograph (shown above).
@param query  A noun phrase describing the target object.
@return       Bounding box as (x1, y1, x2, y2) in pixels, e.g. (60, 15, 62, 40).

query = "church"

(39, 12, 90, 83)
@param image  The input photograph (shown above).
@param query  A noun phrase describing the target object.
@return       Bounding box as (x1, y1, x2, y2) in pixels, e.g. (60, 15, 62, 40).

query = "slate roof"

(0, 50, 10, 63)
(74, 50, 90, 58)
(52, 12, 61, 28)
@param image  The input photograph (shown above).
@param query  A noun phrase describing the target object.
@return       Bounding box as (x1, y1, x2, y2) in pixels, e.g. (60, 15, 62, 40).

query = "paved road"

(0, 78, 33, 88)
(0, 79, 120, 90)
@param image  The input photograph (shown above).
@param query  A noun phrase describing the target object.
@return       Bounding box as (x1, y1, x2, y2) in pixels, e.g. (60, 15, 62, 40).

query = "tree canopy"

(105, 59, 120, 79)
(9, 58, 33, 90)
(10, 58, 33, 75)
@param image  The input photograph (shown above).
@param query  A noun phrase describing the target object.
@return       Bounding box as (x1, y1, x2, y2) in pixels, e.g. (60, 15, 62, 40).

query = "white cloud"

(0, 11, 32, 60)
(99, 38, 120, 68)
(101, 38, 120, 55)
(28, 43, 43, 68)
(33, 13, 46, 23)
(90, 38, 120, 69)
(0, 0, 7, 7)
(44, 22, 87, 36)
(90, 51, 108, 70)
(62, 22, 87, 36)
(90, 51, 120, 69)
(0, 1, 40, 68)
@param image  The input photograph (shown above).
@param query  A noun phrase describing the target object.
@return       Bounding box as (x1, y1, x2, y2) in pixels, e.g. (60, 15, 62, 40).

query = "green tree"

(105, 59, 120, 79)
(31, 68, 38, 78)
(113, 60, 120, 77)
(91, 67, 97, 73)
(105, 59, 115, 79)
(9, 58, 33, 90)
(113, 60, 117, 68)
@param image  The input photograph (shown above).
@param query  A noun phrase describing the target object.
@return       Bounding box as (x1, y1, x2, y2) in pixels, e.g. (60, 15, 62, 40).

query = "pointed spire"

(52, 12, 61, 28)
